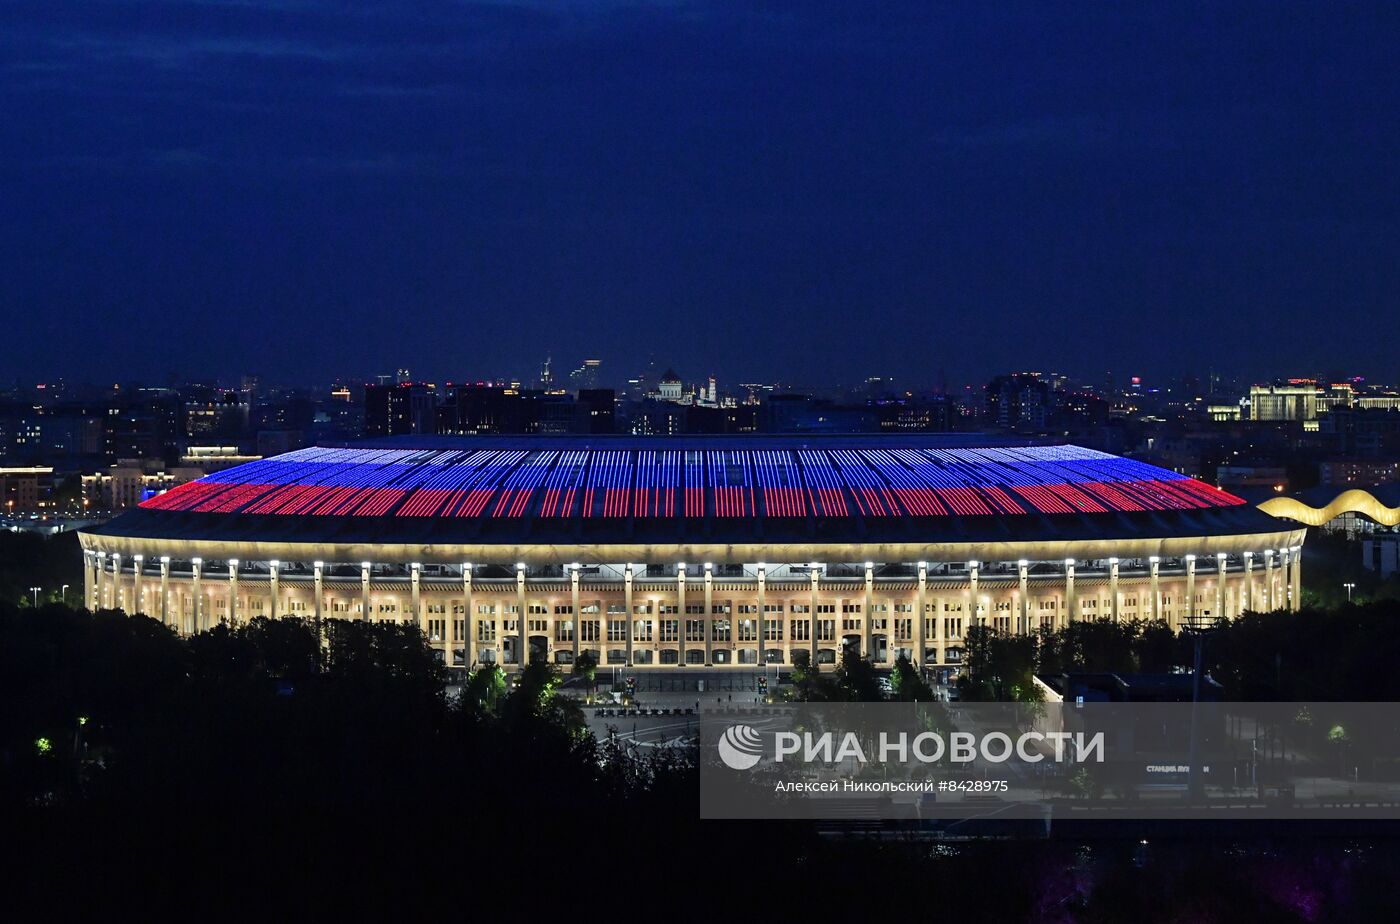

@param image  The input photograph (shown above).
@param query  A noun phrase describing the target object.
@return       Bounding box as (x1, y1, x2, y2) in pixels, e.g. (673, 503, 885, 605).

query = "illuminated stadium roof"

(87, 437, 1276, 548)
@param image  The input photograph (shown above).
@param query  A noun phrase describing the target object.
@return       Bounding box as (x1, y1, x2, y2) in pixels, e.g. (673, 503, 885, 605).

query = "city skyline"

(12, 357, 1400, 399)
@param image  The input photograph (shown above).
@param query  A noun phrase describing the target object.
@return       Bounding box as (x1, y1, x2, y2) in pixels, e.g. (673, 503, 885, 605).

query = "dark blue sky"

(3, 2, 1398, 389)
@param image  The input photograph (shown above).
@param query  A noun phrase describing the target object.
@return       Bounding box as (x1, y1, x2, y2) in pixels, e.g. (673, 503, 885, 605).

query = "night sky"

(3, 2, 1398, 389)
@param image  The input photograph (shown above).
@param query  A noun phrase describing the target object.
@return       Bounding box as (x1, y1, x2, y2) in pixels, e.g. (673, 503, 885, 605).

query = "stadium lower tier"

(78, 542, 1305, 671)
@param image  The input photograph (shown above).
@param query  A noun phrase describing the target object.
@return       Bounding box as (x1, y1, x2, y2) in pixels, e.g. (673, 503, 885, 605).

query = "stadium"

(77, 436, 1305, 674)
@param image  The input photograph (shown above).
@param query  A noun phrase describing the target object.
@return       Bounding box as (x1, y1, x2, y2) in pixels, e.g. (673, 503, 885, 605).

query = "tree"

(50, 473, 83, 512)
(1035, 624, 1065, 675)
(832, 650, 882, 702)
(461, 662, 507, 721)
(889, 653, 934, 702)
(0, 600, 716, 916)
(961, 626, 1039, 702)
(992, 634, 1041, 702)
(1133, 620, 1181, 673)
(0, 530, 83, 607)
(787, 649, 838, 702)
(572, 649, 598, 687)
(1061, 619, 1136, 673)
(507, 658, 561, 719)
(790, 648, 815, 682)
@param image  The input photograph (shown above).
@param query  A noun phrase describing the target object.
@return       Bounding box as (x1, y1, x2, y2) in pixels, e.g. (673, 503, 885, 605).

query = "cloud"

(2, 1, 1397, 386)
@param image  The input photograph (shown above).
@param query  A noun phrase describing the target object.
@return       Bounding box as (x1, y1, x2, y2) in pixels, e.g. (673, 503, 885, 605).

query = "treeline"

(0, 529, 82, 608)
(7, 603, 1400, 918)
(787, 649, 936, 703)
(959, 602, 1400, 703)
(0, 603, 710, 915)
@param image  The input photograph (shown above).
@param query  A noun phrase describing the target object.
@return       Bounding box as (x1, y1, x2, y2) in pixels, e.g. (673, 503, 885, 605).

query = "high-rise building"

(569, 359, 602, 390)
(1248, 382, 1322, 421)
(576, 389, 616, 434)
(1, 466, 52, 514)
(364, 383, 437, 437)
(985, 373, 1055, 430)
(184, 391, 249, 439)
(438, 385, 553, 434)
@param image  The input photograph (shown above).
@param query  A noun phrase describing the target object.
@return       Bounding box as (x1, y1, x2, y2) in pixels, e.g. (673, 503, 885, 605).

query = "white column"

(313, 561, 324, 621)
(809, 565, 820, 669)
(1216, 553, 1228, 620)
(1185, 555, 1197, 627)
(756, 563, 767, 667)
(111, 553, 123, 611)
(959, 565, 972, 636)
(269, 560, 280, 620)
(360, 561, 371, 622)
(1281, 548, 1292, 610)
(969, 560, 981, 627)
(96, 552, 108, 610)
(1017, 560, 1029, 634)
(573, 564, 584, 666)
(227, 558, 238, 625)
(931, 571, 944, 664)
(191, 557, 203, 633)
(83, 551, 96, 610)
(1265, 550, 1276, 610)
(516, 563, 529, 668)
(1108, 558, 1120, 622)
(132, 554, 144, 617)
(704, 563, 715, 666)
(1243, 552, 1254, 613)
(675, 563, 686, 667)
(411, 563, 422, 631)
(863, 562, 874, 659)
(622, 563, 633, 668)
(917, 561, 929, 669)
(1149, 556, 1160, 623)
(1063, 559, 1076, 622)
(159, 556, 170, 626)
(1290, 546, 1302, 611)
(462, 564, 474, 668)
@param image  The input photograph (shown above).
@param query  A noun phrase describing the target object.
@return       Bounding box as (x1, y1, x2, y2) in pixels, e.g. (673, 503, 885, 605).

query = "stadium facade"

(77, 437, 1305, 672)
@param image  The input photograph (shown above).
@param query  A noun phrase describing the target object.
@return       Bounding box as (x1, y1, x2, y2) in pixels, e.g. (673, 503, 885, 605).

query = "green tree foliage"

(0, 601, 696, 910)
(832, 649, 882, 702)
(787, 648, 826, 701)
(572, 648, 598, 685)
(500, 658, 587, 737)
(958, 600, 1400, 704)
(960, 627, 1040, 702)
(1296, 530, 1400, 608)
(889, 653, 934, 702)
(1205, 604, 1400, 701)
(9, 601, 1400, 916)
(786, 649, 884, 702)
(460, 662, 507, 721)
(0, 530, 83, 606)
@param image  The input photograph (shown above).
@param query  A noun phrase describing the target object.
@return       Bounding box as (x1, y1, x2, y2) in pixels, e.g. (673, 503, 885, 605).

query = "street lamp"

(1182, 609, 1221, 804)
(60, 584, 70, 605)
(30, 586, 41, 608)
(1343, 582, 1356, 603)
